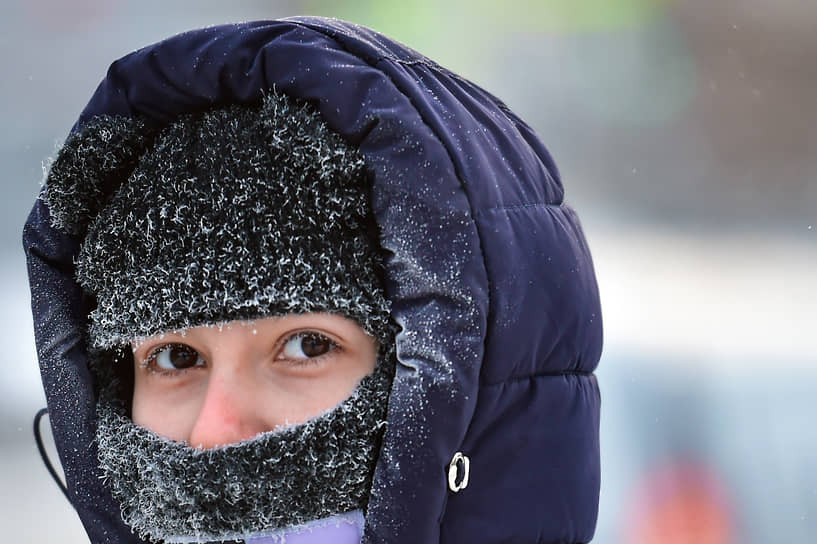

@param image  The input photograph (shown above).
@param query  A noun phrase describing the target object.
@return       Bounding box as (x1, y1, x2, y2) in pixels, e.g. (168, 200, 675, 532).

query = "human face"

(131, 314, 377, 449)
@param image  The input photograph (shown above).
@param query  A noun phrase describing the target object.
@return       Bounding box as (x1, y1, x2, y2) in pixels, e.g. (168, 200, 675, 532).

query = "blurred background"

(2, 0, 815, 542)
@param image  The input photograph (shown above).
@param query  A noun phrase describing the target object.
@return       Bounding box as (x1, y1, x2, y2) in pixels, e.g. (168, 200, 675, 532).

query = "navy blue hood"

(24, 17, 602, 543)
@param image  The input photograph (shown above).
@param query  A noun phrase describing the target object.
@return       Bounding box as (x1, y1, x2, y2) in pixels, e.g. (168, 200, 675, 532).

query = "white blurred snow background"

(2, 0, 815, 542)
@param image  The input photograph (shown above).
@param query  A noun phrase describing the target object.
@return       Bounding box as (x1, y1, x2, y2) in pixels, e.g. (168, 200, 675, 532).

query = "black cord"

(33, 407, 70, 502)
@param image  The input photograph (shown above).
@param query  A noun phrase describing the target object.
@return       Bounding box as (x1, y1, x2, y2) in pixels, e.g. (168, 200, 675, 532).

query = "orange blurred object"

(622, 460, 734, 544)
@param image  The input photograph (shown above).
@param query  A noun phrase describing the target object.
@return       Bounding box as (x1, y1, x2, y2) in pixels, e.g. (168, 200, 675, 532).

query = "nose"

(187, 370, 268, 449)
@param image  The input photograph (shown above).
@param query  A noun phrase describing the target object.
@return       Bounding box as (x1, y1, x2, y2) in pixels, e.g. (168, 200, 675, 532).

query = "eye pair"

(144, 332, 337, 372)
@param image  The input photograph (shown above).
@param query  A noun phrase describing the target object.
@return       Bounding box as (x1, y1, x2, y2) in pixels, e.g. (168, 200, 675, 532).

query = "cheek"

(131, 373, 202, 442)
(274, 356, 378, 423)
(315, 349, 378, 407)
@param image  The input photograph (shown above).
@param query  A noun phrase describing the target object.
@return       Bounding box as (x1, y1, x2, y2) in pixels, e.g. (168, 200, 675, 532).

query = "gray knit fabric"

(45, 93, 391, 349)
(95, 347, 394, 543)
(43, 94, 397, 542)
(43, 115, 157, 238)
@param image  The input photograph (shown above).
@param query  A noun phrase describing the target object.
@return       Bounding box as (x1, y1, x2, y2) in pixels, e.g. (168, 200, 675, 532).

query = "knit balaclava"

(43, 94, 395, 543)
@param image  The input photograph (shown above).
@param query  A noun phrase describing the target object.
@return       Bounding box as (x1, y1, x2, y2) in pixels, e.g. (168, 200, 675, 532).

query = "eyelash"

(141, 342, 201, 377)
(277, 331, 339, 366)
(138, 331, 339, 375)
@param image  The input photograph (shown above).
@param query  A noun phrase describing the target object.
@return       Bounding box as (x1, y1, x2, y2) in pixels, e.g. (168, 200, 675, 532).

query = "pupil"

(302, 336, 330, 357)
(170, 346, 198, 368)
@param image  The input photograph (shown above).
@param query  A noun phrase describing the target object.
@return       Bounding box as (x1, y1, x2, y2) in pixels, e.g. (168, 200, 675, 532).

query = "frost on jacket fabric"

(24, 17, 603, 544)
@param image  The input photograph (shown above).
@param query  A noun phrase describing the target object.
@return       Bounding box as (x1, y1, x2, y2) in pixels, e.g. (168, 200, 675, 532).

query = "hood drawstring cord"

(33, 407, 70, 502)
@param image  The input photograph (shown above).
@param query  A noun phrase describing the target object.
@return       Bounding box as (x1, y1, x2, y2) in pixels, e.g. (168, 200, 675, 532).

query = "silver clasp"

(447, 451, 470, 492)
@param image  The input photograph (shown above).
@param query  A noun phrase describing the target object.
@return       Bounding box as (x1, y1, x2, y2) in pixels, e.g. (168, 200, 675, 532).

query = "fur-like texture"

(46, 93, 391, 349)
(96, 347, 395, 544)
(45, 93, 398, 541)
(43, 115, 157, 237)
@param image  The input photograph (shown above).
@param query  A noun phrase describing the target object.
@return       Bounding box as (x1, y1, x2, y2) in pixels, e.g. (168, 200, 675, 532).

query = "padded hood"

(24, 17, 602, 544)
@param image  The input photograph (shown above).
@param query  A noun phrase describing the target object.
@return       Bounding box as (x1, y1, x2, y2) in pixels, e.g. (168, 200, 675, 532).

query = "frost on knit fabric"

(94, 345, 395, 543)
(43, 115, 158, 237)
(45, 93, 391, 349)
(44, 93, 399, 541)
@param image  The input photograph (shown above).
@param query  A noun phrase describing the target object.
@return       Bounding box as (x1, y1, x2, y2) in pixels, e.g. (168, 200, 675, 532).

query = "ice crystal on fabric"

(44, 93, 391, 348)
(95, 346, 395, 543)
(42, 116, 157, 237)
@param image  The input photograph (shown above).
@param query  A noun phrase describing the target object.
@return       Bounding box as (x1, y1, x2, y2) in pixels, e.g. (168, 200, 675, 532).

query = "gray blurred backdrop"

(2, 1, 815, 542)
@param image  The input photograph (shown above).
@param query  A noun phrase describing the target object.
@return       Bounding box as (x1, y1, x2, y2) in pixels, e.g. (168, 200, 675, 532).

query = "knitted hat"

(45, 93, 392, 350)
(44, 93, 395, 542)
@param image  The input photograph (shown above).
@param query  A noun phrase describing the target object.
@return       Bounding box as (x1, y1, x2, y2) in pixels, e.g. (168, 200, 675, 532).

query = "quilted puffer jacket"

(24, 17, 602, 543)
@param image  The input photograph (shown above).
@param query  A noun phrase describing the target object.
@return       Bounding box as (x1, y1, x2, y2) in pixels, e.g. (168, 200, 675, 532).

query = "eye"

(280, 332, 337, 360)
(147, 343, 205, 371)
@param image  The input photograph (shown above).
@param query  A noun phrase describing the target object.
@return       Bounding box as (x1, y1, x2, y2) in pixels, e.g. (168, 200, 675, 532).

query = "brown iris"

(300, 334, 334, 357)
(159, 345, 201, 369)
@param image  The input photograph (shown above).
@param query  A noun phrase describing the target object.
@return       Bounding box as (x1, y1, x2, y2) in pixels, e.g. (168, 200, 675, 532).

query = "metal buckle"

(447, 451, 470, 492)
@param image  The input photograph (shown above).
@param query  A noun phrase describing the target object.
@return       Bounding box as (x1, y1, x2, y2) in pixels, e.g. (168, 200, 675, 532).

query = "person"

(24, 17, 603, 544)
